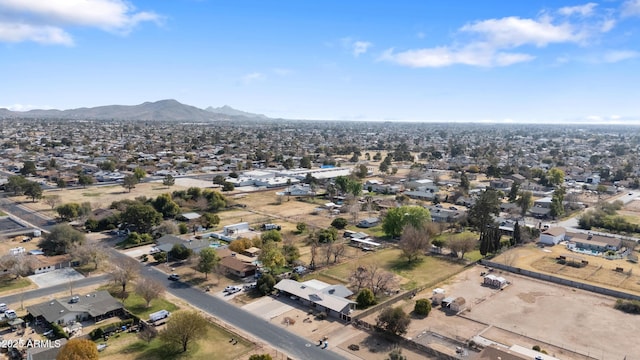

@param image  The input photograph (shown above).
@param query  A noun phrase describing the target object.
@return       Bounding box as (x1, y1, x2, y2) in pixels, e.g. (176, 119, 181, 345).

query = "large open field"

(387, 265, 639, 360)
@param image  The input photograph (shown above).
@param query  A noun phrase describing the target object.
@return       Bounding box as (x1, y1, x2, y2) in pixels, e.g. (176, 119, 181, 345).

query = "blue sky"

(1, 0, 640, 123)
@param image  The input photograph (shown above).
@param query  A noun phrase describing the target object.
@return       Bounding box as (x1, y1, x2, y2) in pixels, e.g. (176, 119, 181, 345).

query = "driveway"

(242, 295, 294, 320)
(28, 268, 85, 288)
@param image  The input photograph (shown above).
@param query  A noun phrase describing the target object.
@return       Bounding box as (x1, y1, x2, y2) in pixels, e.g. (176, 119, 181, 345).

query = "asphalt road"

(0, 197, 345, 360)
(139, 260, 345, 360)
(0, 274, 112, 305)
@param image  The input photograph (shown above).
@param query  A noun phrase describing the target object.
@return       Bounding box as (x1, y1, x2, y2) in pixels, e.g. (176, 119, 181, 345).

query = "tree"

(200, 213, 220, 228)
(152, 193, 181, 218)
(20, 160, 37, 176)
(296, 222, 307, 233)
(135, 277, 165, 308)
(467, 189, 500, 240)
(23, 181, 43, 202)
(459, 172, 470, 194)
(257, 273, 276, 295)
(513, 221, 522, 245)
(122, 174, 139, 192)
(508, 182, 520, 202)
(448, 233, 476, 259)
(332, 243, 346, 263)
(56, 203, 80, 221)
(5, 175, 28, 195)
(261, 229, 282, 243)
(317, 227, 338, 243)
(121, 203, 162, 234)
(196, 248, 220, 279)
(70, 243, 107, 270)
(516, 191, 533, 216)
(56, 338, 99, 360)
(159, 311, 208, 352)
(550, 186, 566, 219)
(39, 224, 85, 255)
(300, 156, 312, 168)
(249, 355, 273, 360)
(398, 224, 432, 263)
(356, 288, 377, 309)
(0, 254, 36, 279)
(133, 167, 147, 181)
(330, 217, 348, 229)
(78, 174, 94, 188)
(382, 206, 432, 238)
(414, 298, 432, 316)
(163, 174, 175, 188)
(44, 195, 61, 210)
(258, 241, 285, 271)
(386, 348, 407, 360)
(376, 307, 410, 335)
(222, 182, 235, 192)
(152, 251, 167, 263)
(111, 256, 139, 294)
(169, 244, 192, 261)
(547, 167, 565, 187)
(282, 243, 300, 265)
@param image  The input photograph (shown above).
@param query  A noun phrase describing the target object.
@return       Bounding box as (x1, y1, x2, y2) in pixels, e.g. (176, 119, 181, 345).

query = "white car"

(224, 286, 242, 295)
(4, 310, 17, 320)
(0, 303, 7, 312)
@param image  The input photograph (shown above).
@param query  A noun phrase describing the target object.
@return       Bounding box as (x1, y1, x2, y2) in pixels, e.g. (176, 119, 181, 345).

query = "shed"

(539, 227, 566, 245)
(450, 297, 466, 312)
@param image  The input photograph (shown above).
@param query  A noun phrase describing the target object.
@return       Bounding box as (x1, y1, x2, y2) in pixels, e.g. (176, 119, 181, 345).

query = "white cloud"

(2, 103, 52, 111)
(352, 41, 372, 57)
(380, 44, 534, 68)
(382, 4, 622, 69)
(558, 3, 598, 17)
(602, 50, 639, 63)
(0, 0, 161, 45)
(340, 37, 373, 57)
(460, 16, 583, 47)
(621, 0, 640, 17)
(241, 72, 264, 83)
(0, 22, 73, 45)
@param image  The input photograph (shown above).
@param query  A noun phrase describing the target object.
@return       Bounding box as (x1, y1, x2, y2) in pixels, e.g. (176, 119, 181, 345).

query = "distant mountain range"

(0, 99, 270, 122)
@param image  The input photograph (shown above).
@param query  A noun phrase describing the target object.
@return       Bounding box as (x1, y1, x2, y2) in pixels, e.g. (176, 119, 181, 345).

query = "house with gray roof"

(274, 279, 355, 321)
(27, 290, 123, 326)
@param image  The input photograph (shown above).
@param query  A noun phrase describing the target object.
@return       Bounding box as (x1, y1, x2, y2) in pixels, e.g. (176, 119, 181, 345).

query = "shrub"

(257, 273, 276, 295)
(89, 328, 104, 340)
(532, 345, 541, 351)
(179, 223, 189, 234)
(414, 298, 432, 317)
(614, 299, 640, 314)
(331, 217, 348, 229)
(356, 288, 376, 309)
(51, 322, 69, 339)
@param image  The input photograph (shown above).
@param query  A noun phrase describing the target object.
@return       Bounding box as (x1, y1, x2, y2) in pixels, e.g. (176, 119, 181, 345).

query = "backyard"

(98, 321, 253, 360)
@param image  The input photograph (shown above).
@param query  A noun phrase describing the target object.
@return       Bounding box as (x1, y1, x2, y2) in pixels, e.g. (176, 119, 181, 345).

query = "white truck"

(149, 310, 170, 324)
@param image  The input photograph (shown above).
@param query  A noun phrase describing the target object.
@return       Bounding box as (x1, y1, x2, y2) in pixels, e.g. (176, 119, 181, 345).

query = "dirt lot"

(390, 265, 639, 360)
(492, 243, 640, 295)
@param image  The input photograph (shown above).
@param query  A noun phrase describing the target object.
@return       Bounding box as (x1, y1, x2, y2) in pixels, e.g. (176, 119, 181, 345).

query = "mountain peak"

(205, 105, 268, 119)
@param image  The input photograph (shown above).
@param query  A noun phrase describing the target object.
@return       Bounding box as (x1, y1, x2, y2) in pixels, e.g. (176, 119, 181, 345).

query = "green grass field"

(0, 277, 32, 294)
(320, 248, 467, 290)
(101, 285, 179, 319)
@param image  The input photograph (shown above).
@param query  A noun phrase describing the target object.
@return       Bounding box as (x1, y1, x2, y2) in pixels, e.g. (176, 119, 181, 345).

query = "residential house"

(356, 217, 380, 228)
(27, 291, 123, 325)
(539, 227, 566, 245)
(220, 256, 257, 278)
(566, 232, 622, 252)
(155, 235, 210, 255)
(274, 279, 356, 321)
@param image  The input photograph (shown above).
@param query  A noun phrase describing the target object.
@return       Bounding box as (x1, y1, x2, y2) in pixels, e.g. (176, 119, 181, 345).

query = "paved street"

(0, 196, 346, 360)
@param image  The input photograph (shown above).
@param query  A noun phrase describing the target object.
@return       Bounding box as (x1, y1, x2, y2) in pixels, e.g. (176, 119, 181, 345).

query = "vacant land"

(492, 243, 640, 295)
(320, 248, 466, 290)
(389, 265, 639, 360)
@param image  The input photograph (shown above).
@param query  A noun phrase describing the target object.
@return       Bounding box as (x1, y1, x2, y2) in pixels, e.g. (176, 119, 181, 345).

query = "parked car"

(168, 274, 180, 281)
(97, 343, 108, 352)
(0, 303, 7, 312)
(224, 286, 242, 294)
(4, 310, 17, 320)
